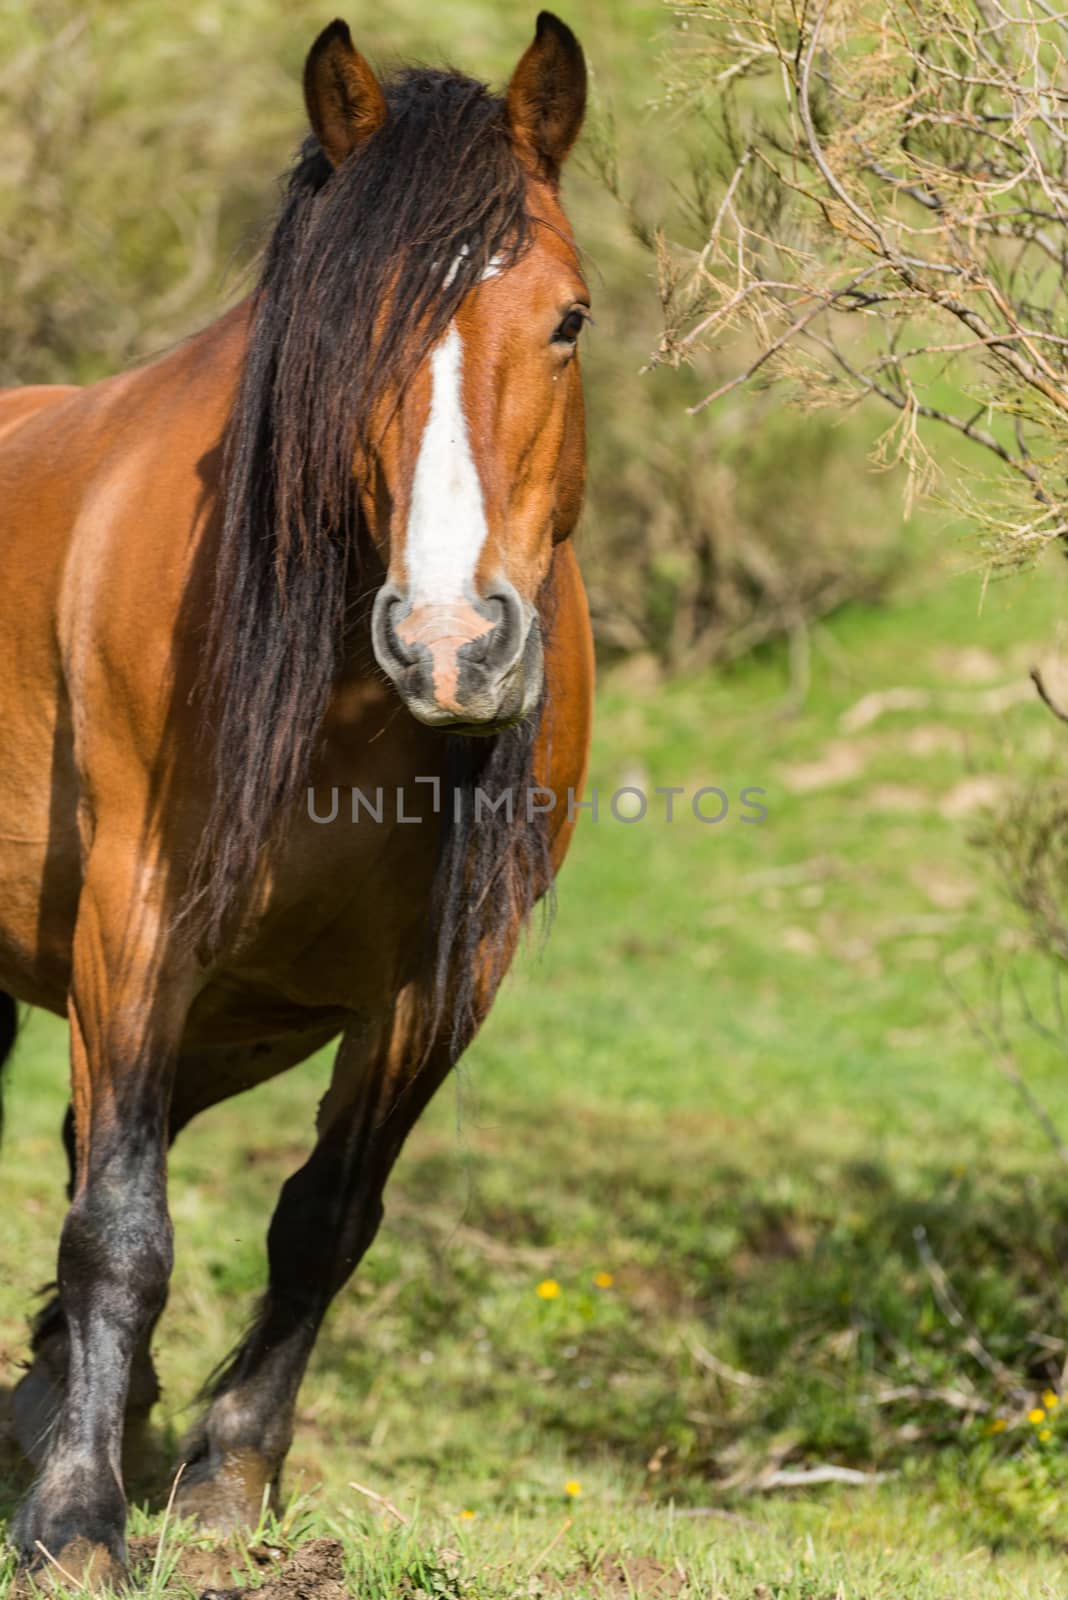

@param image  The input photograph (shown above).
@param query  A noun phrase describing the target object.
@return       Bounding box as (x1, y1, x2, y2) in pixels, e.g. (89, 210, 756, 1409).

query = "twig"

(1031, 664, 1068, 724)
(874, 1382, 991, 1414)
(670, 1505, 762, 1527)
(686, 1335, 763, 1389)
(687, 265, 885, 413)
(806, 330, 1044, 490)
(1012, 971, 1068, 1065)
(525, 1517, 573, 1576)
(151, 1461, 187, 1592)
(348, 1479, 410, 1526)
(34, 1541, 82, 1588)
(758, 1465, 890, 1489)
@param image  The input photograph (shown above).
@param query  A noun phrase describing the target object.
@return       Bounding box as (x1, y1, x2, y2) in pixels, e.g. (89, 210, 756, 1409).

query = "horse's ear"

(507, 12, 586, 179)
(303, 19, 387, 168)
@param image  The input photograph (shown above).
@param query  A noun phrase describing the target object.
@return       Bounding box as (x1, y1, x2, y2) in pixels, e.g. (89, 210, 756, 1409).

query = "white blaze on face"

(404, 323, 488, 604)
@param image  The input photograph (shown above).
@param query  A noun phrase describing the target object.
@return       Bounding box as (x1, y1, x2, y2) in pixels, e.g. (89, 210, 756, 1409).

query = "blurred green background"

(4, 3, 1068, 1596)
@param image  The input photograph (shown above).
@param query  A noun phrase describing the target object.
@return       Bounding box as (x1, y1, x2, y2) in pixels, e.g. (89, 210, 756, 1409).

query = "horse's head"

(303, 14, 588, 731)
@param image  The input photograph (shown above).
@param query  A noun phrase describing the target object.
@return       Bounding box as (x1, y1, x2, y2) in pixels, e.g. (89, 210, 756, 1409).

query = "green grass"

(6, 548, 1068, 1594)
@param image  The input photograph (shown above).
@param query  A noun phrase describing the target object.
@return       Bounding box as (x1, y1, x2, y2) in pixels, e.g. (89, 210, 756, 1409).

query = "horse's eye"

(553, 307, 589, 347)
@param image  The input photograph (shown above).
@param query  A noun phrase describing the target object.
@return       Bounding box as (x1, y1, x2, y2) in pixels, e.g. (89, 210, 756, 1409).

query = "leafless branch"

(657, 0, 1068, 570)
(1031, 664, 1068, 725)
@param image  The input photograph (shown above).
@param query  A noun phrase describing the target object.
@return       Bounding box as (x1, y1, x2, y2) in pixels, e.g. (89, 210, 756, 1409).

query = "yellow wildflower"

(536, 1279, 561, 1300)
(459, 1509, 477, 1521)
(1043, 1390, 1059, 1410)
(593, 1271, 614, 1290)
(989, 1418, 1007, 1434)
(1028, 1407, 1046, 1425)
(564, 1480, 582, 1497)
(1040, 1428, 1053, 1443)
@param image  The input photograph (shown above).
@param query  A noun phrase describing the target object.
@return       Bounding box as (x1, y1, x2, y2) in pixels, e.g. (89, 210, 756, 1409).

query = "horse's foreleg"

(174, 999, 459, 1532)
(12, 847, 193, 1587)
(12, 1106, 164, 1474)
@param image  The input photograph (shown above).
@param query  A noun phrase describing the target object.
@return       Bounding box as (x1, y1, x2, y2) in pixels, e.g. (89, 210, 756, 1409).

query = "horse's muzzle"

(371, 580, 542, 730)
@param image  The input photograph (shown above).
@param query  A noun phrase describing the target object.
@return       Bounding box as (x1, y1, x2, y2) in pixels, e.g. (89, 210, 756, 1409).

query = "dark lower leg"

(13, 1292, 165, 1473)
(176, 1135, 385, 1527)
(176, 1022, 455, 1530)
(12, 1130, 173, 1576)
(12, 1107, 163, 1472)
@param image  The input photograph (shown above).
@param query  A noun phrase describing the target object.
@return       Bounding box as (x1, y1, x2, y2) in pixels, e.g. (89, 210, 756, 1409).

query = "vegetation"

(657, 0, 1068, 573)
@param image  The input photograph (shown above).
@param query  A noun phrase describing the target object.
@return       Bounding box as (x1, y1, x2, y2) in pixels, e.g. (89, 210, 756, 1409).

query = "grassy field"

(6, 544, 1068, 1594)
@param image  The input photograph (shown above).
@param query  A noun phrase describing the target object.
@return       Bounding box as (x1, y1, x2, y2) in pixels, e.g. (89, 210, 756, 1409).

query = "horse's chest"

(228, 781, 443, 1012)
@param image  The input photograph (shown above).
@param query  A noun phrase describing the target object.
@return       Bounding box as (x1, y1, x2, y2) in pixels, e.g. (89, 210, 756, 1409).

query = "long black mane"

(189, 66, 551, 1041)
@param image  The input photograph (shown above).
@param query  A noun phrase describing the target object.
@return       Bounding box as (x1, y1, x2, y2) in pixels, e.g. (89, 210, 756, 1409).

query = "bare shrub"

(655, 0, 1068, 570)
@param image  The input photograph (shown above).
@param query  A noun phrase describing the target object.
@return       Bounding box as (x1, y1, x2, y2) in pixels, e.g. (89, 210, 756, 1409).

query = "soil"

(556, 1553, 686, 1597)
(195, 1537, 348, 1600)
(128, 1534, 350, 1598)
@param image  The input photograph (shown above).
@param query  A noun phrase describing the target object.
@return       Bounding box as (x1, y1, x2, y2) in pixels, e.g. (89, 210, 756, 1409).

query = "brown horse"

(0, 13, 593, 1586)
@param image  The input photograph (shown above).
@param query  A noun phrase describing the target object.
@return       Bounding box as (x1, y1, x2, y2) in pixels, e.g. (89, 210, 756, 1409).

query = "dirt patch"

(779, 740, 866, 793)
(198, 1537, 348, 1600)
(932, 646, 1004, 684)
(127, 1533, 284, 1595)
(556, 1553, 685, 1597)
(939, 775, 1006, 819)
(780, 925, 820, 956)
(908, 862, 977, 910)
(901, 723, 965, 758)
(864, 783, 930, 815)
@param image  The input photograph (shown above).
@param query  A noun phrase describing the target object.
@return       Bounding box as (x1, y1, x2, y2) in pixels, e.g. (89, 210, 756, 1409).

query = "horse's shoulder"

(0, 384, 81, 449)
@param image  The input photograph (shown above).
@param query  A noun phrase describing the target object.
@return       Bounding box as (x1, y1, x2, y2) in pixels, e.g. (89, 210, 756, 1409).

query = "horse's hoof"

(173, 1446, 279, 1533)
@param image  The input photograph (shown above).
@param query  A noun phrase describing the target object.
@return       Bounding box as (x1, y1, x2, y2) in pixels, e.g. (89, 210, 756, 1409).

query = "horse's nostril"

(370, 585, 412, 672)
(372, 584, 415, 666)
(464, 596, 505, 663)
(385, 595, 415, 662)
(482, 589, 524, 672)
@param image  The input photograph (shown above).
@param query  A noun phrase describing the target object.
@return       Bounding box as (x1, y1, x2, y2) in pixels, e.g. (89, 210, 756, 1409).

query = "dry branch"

(659, 0, 1068, 568)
